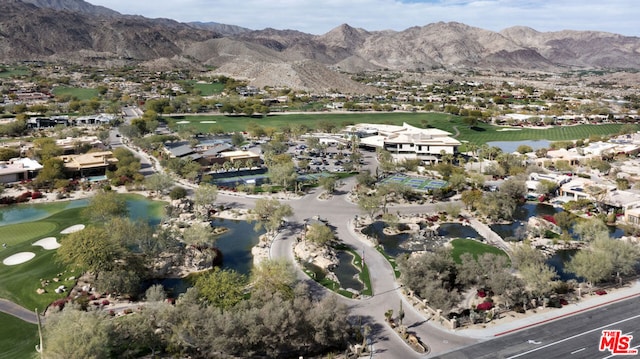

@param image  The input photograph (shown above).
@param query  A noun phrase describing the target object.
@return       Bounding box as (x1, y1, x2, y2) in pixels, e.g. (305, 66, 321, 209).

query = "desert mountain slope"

(20, 0, 121, 17)
(4, 1, 640, 92)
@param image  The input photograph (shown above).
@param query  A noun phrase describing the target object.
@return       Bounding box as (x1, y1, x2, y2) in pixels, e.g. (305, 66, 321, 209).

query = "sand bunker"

(176, 121, 189, 124)
(497, 128, 522, 132)
(3, 252, 36, 266)
(33, 237, 61, 250)
(60, 224, 85, 234)
(200, 121, 217, 124)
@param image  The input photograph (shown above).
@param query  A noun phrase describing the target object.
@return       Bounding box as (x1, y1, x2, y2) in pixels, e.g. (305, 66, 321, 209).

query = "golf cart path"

(0, 298, 38, 324)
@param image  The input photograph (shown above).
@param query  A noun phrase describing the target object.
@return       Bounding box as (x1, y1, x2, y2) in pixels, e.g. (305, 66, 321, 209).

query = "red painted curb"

(494, 291, 640, 337)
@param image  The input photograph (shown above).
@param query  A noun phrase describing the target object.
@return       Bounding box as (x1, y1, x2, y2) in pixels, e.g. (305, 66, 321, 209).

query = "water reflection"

(546, 249, 579, 281)
(437, 223, 481, 239)
(0, 199, 88, 226)
(210, 218, 264, 275)
(0, 197, 163, 226)
(154, 219, 263, 297)
(490, 203, 560, 240)
(487, 140, 551, 153)
(334, 251, 363, 291)
(489, 202, 625, 240)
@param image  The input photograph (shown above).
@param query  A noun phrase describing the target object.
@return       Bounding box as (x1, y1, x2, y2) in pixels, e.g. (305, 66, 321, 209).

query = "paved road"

(250, 174, 478, 358)
(0, 299, 38, 324)
(433, 295, 640, 359)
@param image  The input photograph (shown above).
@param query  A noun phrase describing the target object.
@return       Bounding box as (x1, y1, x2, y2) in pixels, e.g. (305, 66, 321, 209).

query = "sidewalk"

(456, 280, 640, 339)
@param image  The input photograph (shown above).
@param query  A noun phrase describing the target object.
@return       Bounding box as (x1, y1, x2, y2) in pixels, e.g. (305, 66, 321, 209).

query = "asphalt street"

(434, 295, 640, 359)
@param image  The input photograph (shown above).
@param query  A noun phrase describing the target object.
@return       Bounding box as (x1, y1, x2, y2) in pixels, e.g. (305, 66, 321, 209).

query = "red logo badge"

(599, 330, 638, 355)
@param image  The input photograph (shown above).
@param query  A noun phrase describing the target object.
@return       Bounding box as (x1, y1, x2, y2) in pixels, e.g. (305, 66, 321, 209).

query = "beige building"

(59, 151, 118, 177)
(347, 122, 460, 162)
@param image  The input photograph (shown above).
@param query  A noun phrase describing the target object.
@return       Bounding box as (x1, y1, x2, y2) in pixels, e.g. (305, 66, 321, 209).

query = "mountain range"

(3, 0, 640, 92)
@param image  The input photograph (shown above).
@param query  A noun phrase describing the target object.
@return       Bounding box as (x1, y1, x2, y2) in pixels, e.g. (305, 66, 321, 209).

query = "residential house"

(0, 158, 42, 183)
(59, 151, 118, 177)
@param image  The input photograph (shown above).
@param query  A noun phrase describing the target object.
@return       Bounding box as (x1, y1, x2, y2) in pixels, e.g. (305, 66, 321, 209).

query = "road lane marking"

(570, 348, 585, 354)
(505, 314, 640, 359)
(601, 344, 640, 359)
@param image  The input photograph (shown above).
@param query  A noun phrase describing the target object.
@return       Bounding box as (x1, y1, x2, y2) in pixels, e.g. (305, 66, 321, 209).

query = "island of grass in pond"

(302, 246, 372, 298)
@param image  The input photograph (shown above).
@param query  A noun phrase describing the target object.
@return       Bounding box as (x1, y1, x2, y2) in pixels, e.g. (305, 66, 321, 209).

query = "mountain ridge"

(6, 0, 640, 92)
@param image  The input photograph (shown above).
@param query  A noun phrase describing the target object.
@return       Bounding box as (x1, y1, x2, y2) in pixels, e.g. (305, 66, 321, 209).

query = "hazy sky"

(88, 0, 640, 36)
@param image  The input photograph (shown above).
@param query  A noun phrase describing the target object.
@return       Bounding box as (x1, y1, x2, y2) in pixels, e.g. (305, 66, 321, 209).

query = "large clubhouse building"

(346, 122, 460, 162)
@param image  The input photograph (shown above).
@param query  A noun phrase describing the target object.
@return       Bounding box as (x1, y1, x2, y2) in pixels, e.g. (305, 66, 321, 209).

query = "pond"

(362, 221, 469, 257)
(0, 200, 88, 226)
(489, 202, 626, 240)
(490, 203, 561, 240)
(486, 139, 551, 153)
(437, 222, 482, 240)
(333, 251, 363, 292)
(210, 218, 264, 275)
(0, 194, 165, 227)
(545, 249, 579, 282)
(152, 218, 264, 297)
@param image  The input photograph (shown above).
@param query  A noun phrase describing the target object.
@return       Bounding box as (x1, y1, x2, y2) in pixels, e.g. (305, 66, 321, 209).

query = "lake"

(210, 218, 264, 275)
(487, 139, 551, 153)
(0, 194, 166, 226)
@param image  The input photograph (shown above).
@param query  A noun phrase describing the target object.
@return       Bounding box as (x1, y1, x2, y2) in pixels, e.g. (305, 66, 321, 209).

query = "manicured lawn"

(455, 122, 638, 145)
(347, 249, 372, 297)
(0, 193, 167, 358)
(376, 245, 401, 278)
(449, 238, 509, 264)
(0, 313, 38, 359)
(0, 207, 85, 310)
(167, 112, 454, 134)
(0, 67, 30, 78)
(0, 222, 58, 246)
(51, 86, 99, 100)
(191, 81, 225, 96)
(166, 112, 636, 145)
(0, 194, 166, 310)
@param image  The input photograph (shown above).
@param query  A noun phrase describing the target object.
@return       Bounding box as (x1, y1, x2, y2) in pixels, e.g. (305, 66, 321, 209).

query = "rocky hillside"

(4, 0, 640, 92)
(0, 1, 215, 62)
(20, 0, 121, 16)
(187, 22, 251, 36)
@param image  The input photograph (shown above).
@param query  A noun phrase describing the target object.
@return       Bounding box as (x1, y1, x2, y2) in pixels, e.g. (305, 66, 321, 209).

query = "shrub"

(51, 298, 67, 311)
(169, 186, 187, 200)
(31, 191, 43, 199)
(0, 196, 16, 205)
